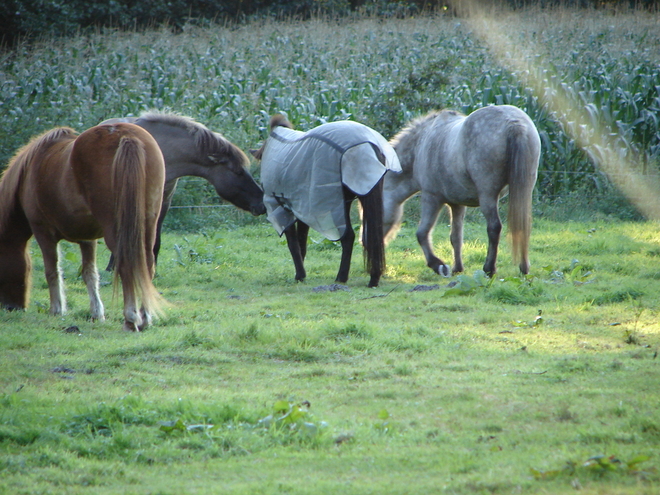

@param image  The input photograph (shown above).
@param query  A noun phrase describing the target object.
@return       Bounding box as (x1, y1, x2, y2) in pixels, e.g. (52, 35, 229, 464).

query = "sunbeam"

(453, 0, 660, 219)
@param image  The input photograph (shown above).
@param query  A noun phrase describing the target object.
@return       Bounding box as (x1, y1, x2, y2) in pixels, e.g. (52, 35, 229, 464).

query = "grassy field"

(1, 217, 659, 494)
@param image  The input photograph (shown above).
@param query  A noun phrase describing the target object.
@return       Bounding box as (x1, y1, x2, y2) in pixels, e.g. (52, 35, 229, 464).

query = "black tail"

(359, 177, 386, 287)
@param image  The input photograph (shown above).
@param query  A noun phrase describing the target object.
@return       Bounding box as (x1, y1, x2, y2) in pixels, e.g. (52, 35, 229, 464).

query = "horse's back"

(72, 123, 163, 193)
(464, 105, 540, 189)
(417, 106, 538, 203)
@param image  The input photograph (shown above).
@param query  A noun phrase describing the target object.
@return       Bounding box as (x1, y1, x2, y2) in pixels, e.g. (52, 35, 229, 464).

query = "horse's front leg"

(33, 233, 67, 315)
(417, 193, 450, 276)
(79, 240, 105, 321)
(152, 179, 178, 265)
(480, 201, 502, 277)
(284, 221, 307, 282)
(296, 221, 309, 262)
(448, 204, 466, 274)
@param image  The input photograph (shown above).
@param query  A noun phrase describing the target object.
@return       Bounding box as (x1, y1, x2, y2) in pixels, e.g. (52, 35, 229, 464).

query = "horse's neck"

(138, 120, 195, 181)
(393, 126, 424, 175)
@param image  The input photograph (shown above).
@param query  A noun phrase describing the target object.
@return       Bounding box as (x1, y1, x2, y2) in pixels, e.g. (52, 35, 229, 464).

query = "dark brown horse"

(253, 115, 401, 288)
(101, 112, 266, 270)
(0, 123, 165, 331)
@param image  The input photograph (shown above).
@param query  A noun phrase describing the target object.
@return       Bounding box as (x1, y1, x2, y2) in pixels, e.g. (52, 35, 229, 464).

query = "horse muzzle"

(251, 202, 267, 216)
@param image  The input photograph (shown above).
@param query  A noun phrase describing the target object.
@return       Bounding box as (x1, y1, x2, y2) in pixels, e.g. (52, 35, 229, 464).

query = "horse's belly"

(56, 212, 104, 242)
(432, 175, 481, 207)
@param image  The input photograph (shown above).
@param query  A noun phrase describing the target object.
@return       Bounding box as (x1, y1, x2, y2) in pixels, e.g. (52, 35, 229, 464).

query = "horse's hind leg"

(284, 220, 308, 282)
(113, 256, 143, 332)
(138, 306, 153, 332)
(336, 226, 355, 284)
(336, 199, 356, 284)
(121, 283, 142, 332)
(417, 193, 450, 276)
(449, 204, 466, 274)
(480, 200, 502, 277)
(79, 241, 105, 321)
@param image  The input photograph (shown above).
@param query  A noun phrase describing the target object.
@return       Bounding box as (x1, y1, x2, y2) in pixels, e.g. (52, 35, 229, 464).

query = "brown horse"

(0, 123, 165, 331)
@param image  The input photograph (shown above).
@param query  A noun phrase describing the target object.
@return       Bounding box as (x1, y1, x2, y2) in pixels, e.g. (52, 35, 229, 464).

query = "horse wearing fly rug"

(101, 112, 266, 271)
(253, 115, 401, 287)
(0, 123, 165, 331)
(384, 105, 540, 276)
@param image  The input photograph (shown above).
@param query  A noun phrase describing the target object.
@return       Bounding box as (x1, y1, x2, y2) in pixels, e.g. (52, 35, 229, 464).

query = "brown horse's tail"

(112, 136, 163, 317)
(360, 177, 386, 288)
(506, 123, 539, 275)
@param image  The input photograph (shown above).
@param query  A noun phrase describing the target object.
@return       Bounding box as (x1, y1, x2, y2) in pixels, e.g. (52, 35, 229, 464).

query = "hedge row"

(1, 0, 654, 47)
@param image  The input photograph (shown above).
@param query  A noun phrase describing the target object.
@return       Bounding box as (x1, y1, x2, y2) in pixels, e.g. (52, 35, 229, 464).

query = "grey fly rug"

(261, 121, 401, 241)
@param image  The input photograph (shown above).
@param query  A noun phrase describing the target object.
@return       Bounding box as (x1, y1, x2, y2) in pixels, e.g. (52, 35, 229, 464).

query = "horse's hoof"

(122, 322, 140, 332)
(436, 265, 451, 277)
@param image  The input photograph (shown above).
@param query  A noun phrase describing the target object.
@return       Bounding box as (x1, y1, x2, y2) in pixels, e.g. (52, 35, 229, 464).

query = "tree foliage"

(1, 0, 655, 47)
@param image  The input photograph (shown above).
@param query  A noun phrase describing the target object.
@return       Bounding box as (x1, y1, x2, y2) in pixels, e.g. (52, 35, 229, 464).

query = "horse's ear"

(250, 148, 263, 160)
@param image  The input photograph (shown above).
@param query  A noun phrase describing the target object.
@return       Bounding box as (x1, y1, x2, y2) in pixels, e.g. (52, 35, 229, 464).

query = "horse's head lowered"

(198, 128, 266, 216)
(109, 112, 266, 216)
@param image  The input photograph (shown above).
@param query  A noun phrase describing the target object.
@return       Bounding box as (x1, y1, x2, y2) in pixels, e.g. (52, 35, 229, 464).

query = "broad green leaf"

(273, 400, 290, 414)
(159, 418, 186, 433)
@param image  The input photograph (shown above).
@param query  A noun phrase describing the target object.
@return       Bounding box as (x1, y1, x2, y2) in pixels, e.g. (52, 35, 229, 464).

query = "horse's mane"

(389, 110, 464, 173)
(138, 111, 249, 168)
(0, 127, 77, 233)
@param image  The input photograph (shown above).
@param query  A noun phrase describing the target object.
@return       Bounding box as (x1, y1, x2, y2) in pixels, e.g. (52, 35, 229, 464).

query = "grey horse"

(384, 105, 540, 276)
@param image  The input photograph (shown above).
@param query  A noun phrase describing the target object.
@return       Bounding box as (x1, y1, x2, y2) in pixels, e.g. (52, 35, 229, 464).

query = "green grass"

(1, 218, 659, 494)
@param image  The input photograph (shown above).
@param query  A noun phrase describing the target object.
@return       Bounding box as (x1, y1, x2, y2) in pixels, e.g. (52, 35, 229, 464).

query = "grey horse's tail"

(360, 177, 386, 287)
(506, 123, 538, 275)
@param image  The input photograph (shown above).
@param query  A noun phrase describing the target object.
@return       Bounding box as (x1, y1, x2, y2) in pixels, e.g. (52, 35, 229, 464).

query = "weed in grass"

(236, 323, 260, 342)
(555, 405, 579, 423)
(177, 330, 215, 350)
(592, 287, 645, 306)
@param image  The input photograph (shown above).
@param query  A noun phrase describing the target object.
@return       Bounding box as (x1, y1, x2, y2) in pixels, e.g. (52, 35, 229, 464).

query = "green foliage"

(531, 453, 654, 482)
(439, 270, 546, 305)
(0, 0, 434, 47)
(2, 10, 659, 230)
